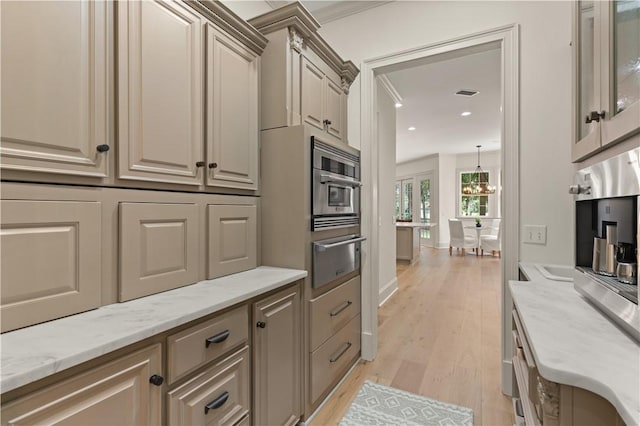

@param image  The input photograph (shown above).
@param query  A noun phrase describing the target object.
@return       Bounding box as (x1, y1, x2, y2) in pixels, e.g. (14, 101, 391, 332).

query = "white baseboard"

(502, 359, 513, 396)
(378, 277, 398, 306)
(435, 241, 449, 249)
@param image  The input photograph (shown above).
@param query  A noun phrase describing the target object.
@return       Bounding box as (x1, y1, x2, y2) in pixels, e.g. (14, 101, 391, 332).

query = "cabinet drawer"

(208, 205, 257, 279)
(168, 346, 250, 426)
(1, 200, 101, 332)
(310, 276, 360, 350)
(310, 314, 361, 404)
(119, 202, 199, 302)
(167, 305, 248, 384)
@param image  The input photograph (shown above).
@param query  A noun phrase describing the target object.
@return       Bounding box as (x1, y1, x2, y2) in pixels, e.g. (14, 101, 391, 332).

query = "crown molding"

(312, 1, 394, 24)
(249, 2, 360, 89)
(188, 0, 268, 54)
(376, 74, 402, 105)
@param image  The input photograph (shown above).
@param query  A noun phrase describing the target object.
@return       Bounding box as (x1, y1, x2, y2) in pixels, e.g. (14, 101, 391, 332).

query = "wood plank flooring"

(309, 247, 514, 425)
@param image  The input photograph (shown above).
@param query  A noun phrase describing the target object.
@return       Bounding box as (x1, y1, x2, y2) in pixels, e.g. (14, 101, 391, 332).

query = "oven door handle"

(314, 236, 366, 251)
(320, 174, 363, 187)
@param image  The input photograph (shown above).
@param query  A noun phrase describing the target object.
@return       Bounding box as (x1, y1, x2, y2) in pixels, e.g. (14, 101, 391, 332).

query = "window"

(460, 171, 489, 216)
(418, 177, 431, 238)
(395, 178, 412, 220)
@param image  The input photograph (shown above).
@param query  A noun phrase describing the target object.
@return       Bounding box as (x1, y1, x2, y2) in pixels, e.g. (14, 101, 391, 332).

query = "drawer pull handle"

(204, 391, 229, 414)
(205, 330, 230, 347)
(329, 342, 352, 363)
(330, 301, 352, 317)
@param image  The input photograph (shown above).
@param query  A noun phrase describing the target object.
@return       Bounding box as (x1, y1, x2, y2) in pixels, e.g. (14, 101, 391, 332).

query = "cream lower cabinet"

(117, 0, 204, 186)
(0, 200, 101, 333)
(0, 0, 109, 177)
(253, 285, 302, 426)
(1, 344, 163, 426)
(512, 308, 625, 426)
(168, 346, 250, 426)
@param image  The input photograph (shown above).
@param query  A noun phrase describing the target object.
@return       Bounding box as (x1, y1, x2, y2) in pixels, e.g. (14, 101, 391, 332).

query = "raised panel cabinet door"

(206, 24, 259, 190)
(208, 205, 257, 279)
(1, 344, 162, 426)
(1, 1, 109, 177)
(301, 57, 325, 131)
(324, 77, 344, 141)
(167, 346, 250, 426)
(118, 0, 204, 185)
(119, 202, 199, 302)
(0, 200, 101, 333)
(253, 285, 302, 426)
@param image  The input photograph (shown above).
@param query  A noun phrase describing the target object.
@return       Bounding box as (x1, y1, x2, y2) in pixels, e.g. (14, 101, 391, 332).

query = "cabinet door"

(206, 24, 259, 191)
(1, 344, 162, 426)
(168, 346, 250, 426)
(118, 0, 204, 185)
(301, 58, 325, 131)
(1, 200, 101, 333)
(208, 205, 257, 279)
(119, 202, 199, 301)
(324, 77, 344, 141)
(1, 1, 108, 177)
(253, 285, 302, 426)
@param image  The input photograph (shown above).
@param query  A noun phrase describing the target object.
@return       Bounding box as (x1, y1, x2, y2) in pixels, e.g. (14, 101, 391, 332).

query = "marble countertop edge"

(1, 266, 307, 393)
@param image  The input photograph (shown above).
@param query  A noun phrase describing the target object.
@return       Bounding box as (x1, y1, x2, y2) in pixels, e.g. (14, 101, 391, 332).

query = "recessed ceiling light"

(461, 111, 472, 117)
(395, 102, 403, 108)
(408, 126, 416, 131)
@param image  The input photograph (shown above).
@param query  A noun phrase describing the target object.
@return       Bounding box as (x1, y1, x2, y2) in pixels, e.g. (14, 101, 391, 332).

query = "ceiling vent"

(455, 89, 479, 97)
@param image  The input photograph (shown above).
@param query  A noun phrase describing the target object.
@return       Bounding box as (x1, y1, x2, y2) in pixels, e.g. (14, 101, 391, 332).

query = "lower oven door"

(313, 235, 366, 289)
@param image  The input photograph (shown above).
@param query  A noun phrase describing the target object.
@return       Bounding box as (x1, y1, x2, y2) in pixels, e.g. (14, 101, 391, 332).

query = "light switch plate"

(524, 225, 547, 245)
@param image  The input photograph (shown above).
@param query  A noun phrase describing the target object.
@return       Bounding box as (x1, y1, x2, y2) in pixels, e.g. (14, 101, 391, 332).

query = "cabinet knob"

(585, 110, 605, 123)
(96, 144, 110, 153)
(149, 375, 164, 386)
(323, 119, 332, 126)
(209, 162, 218, 169)
(196, 161, 205, 168)
(256, 321, 266, 328)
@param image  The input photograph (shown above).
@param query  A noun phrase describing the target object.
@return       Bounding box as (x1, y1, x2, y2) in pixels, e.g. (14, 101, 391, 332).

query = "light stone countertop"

(0, 266, 307, 394)
(511, 264, 639, 426)
(395, 222, 437, 228)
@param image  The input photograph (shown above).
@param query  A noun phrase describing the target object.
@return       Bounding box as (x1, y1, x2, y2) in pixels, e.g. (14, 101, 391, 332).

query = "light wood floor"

(310, 247, 514, 425)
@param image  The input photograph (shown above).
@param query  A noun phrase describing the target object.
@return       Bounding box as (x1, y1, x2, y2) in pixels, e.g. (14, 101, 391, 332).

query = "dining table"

(464, 224, 489, 256)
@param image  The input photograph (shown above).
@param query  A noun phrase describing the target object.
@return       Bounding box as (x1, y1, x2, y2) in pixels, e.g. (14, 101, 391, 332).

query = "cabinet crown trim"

(188, 0, 268, 54)
(249, 1, 359, 88)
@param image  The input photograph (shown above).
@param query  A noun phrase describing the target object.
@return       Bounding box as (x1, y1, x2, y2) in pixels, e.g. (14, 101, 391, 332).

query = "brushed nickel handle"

(329, 301, 352, 317)
(329, 342, 352, 363)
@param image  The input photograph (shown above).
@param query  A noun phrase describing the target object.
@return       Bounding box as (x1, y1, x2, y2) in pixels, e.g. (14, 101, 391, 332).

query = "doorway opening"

(359, 25, 520, 397)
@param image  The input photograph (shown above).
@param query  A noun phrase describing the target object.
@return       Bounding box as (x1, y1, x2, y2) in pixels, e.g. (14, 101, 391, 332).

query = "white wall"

(438, 154, 457, 248)
(376, 79, 398, 304)
(220, 0, 272, 20)
(320, 1, 575, 264)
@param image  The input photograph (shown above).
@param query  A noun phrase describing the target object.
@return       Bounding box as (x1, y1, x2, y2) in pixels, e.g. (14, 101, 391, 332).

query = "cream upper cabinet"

(249, 3, 358, 143)
(206, 24, 259, 191)
(0, 0, 109, 177)
(117, 0, 204, 185)
(572, 0, 640, 162)
(1, 344, 162, 426)
(253, 285, 302, 426)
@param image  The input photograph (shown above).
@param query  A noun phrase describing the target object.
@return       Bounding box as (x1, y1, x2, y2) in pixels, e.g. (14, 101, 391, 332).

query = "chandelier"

(462, 145, 496, 195)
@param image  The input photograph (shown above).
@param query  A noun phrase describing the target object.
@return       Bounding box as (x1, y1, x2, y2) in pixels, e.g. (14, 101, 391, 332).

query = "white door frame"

(360, 24, 520, 396)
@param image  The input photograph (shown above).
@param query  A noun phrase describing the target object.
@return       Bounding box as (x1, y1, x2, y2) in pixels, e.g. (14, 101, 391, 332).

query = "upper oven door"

(313, 169, 359, 216)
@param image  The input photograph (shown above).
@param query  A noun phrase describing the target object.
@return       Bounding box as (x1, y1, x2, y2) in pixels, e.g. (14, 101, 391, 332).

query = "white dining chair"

(481, 220, 502, 258)
(448, 219, 477, 256)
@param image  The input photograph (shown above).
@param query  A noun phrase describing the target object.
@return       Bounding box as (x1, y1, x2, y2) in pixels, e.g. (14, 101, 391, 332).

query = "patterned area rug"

(339, 381, 474, 426)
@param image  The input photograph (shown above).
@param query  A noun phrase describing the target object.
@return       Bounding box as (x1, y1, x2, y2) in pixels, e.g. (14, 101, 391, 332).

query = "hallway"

(310, 247, 513, 425)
